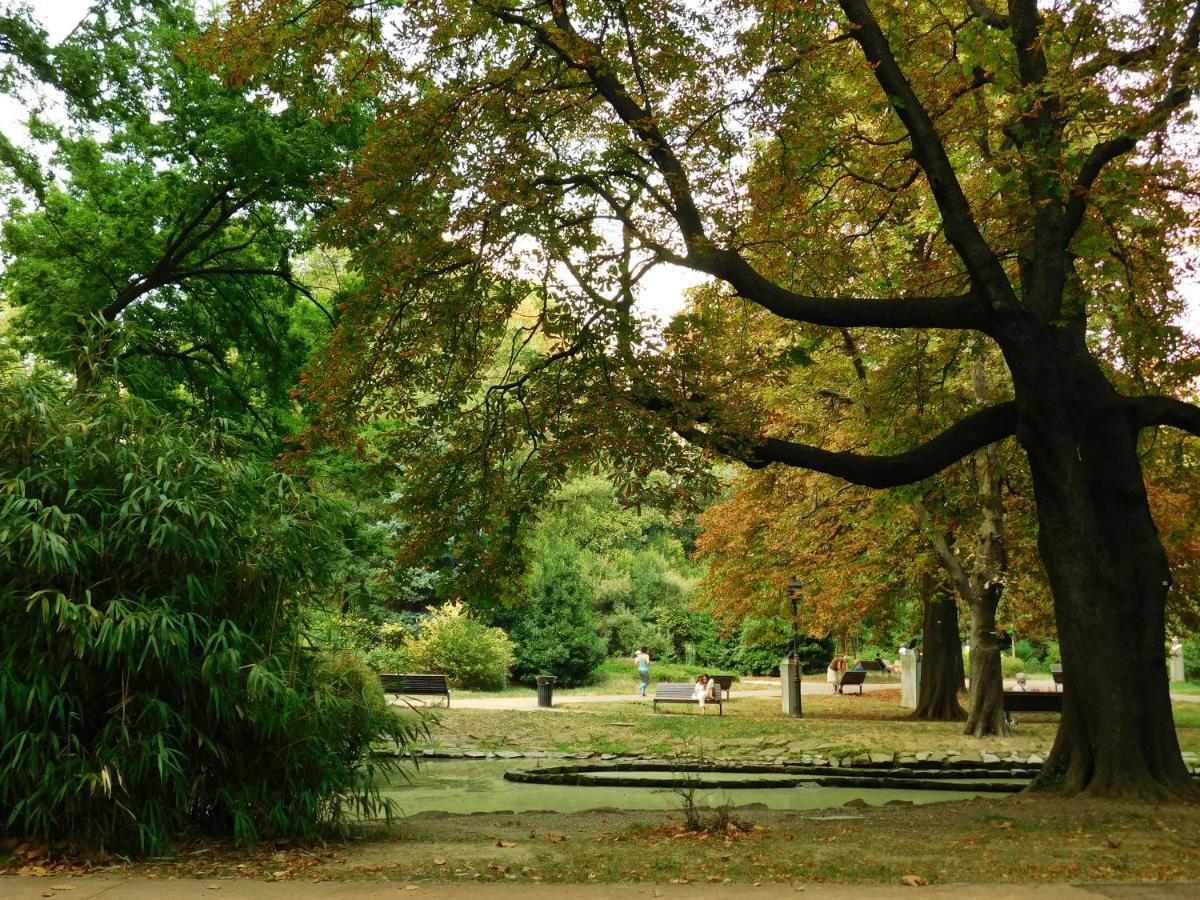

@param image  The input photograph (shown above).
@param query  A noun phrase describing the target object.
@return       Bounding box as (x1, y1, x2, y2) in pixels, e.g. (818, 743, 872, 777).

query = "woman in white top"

(693, 674, 715, 712)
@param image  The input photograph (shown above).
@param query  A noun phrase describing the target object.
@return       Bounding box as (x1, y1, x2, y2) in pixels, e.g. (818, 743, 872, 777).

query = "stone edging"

(371, 747, 1200, 775)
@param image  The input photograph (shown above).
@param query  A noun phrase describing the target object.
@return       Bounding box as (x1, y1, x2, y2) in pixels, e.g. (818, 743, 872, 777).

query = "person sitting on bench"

(693, 674, 718, 713)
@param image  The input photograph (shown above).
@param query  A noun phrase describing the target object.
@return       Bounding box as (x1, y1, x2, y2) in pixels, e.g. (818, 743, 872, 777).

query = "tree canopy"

(213, 0, 1200, 799)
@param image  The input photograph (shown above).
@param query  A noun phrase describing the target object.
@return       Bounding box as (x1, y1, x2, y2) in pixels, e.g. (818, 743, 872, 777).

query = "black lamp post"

(788, 577, 803, 718)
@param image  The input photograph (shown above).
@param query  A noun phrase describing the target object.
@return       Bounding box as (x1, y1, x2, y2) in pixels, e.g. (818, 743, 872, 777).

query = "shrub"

(0, 370, 423, 852)
(736, 618, 833, 675)
(504, 537, 606, 686)
(364, 646, 410, 673)
(401, 602, 514, 690)
(965, 653, 1031, 678)
(597, 604, 674, 661)
(1183, 639, 1200, 681)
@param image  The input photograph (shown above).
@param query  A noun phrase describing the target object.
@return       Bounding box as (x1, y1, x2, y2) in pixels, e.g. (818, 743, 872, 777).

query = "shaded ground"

(8, 796, 1200, 887)
(6, 688, 1199, 890)
(6, 880, 1200, 898)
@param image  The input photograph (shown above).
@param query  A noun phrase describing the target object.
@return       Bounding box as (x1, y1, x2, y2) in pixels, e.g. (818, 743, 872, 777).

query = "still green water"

(381, 760, 993, 816)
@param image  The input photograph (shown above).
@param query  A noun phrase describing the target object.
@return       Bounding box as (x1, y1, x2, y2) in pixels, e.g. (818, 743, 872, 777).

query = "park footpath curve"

(448, 679, 1200, 711)
(2, 878, 1199, 898)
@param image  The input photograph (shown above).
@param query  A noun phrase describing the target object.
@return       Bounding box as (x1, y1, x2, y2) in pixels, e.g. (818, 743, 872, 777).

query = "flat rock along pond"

(376, 759, 1027, 817)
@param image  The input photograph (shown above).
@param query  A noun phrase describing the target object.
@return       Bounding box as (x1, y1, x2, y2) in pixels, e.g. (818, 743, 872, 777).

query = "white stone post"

(900, 650, 921, 709)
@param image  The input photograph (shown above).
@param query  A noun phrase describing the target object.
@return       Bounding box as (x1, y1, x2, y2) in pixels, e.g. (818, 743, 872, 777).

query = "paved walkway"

(447, 680, 895, 711)
(441, 679, 1200, 711)
(2, 877, 1197, 899)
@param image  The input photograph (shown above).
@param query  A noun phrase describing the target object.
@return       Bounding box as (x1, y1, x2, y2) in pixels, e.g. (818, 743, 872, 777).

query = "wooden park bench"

(710, 674, 735, 700)
(837, 670, 867, 694)
(652, 682, 723, 715)
(860, 660, 889, 673)
(379, 673, 452, 707)
(1002, 690, 1063, 714)
(1050, 664, 1064, 691)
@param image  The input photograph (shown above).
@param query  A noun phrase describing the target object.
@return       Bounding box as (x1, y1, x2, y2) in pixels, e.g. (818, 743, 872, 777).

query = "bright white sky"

(4, 0, 1198, 332)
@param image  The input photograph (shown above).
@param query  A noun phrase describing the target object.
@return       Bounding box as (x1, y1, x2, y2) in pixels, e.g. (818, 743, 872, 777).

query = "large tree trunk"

(912, 576, 966, 721)
(1008, 325, 1197, 800)
(964, 589, 1008, 737)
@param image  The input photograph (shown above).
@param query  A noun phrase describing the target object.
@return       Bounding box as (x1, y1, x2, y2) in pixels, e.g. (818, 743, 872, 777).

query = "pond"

(379, 759, 1015, 817)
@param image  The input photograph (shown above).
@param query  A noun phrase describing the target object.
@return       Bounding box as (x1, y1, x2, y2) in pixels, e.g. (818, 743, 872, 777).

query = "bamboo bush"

(0, 365, 423, 851)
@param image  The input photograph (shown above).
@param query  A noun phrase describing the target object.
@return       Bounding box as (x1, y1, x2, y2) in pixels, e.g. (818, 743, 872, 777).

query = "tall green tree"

(1, 1, 360, 442)
(223, 0, 1200, 799)
(502, 534, 606, 686)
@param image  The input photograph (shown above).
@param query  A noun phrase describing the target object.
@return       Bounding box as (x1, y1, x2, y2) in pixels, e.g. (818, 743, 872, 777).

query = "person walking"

(634, 646, 651, 697)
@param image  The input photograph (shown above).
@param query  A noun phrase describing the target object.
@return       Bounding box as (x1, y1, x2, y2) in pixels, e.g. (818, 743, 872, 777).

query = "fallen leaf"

(900, 874, 928, 886)
(495, 840, 516, 848)
(547, 833, 567, 843)
(433, 857, 446, 866)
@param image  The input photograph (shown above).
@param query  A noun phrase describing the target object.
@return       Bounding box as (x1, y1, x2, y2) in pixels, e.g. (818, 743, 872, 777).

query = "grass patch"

(411, 691, 1200, 760)
(453, 656, 896, 700)
(84, 796, 1200, 884)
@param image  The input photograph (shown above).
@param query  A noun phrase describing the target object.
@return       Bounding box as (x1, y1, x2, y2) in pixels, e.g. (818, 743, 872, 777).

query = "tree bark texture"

(965, 595, 1008, 737)
(1005, 325, 1198, 800)
(912, 577, 966, 721)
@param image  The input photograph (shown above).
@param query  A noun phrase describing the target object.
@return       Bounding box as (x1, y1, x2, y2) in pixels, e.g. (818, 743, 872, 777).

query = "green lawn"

(408, 689, 1200, 758)
(453, 657, 899, 700)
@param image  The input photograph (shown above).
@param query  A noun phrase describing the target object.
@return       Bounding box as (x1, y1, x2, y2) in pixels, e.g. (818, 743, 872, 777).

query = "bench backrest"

(654, 682, 716, 701)
(379, 673, 450, 694)
(1002, 690, 1063, 712)
(840, 670, 867, 685)
(860, 660, 888, 672)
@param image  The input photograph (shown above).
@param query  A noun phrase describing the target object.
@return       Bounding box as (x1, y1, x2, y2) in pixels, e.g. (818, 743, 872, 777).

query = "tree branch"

(1131, 395, 1200, 438)
(692, 250, 994, 331)
(965, 0, 1008, 30)
(495, 1, 996, 334)
(744, 401, 1017, 486)
(837, 0, 1014, 308)
(641, 396, 1017, 488)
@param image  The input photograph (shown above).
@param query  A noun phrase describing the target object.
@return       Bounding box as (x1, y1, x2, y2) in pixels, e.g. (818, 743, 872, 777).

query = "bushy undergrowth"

(0, 369, 422, 852)
(400, 602, 515, 690)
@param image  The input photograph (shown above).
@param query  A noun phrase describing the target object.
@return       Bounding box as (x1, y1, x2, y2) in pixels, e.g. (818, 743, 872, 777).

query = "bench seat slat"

(652, 682, 723, 715)
(380, 673, 452, 707)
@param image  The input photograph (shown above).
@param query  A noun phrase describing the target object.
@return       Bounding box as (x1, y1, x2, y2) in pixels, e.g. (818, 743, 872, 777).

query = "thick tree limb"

(692, 250, 993, 331)
(647, 398, 1017, 488)
(1131, 395, 1200, 438)
(837, 0, 1014, 308)
(966, 0, 1008, 29)
(489, 1, 996, 334)
(744, 401, 1017, 486)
